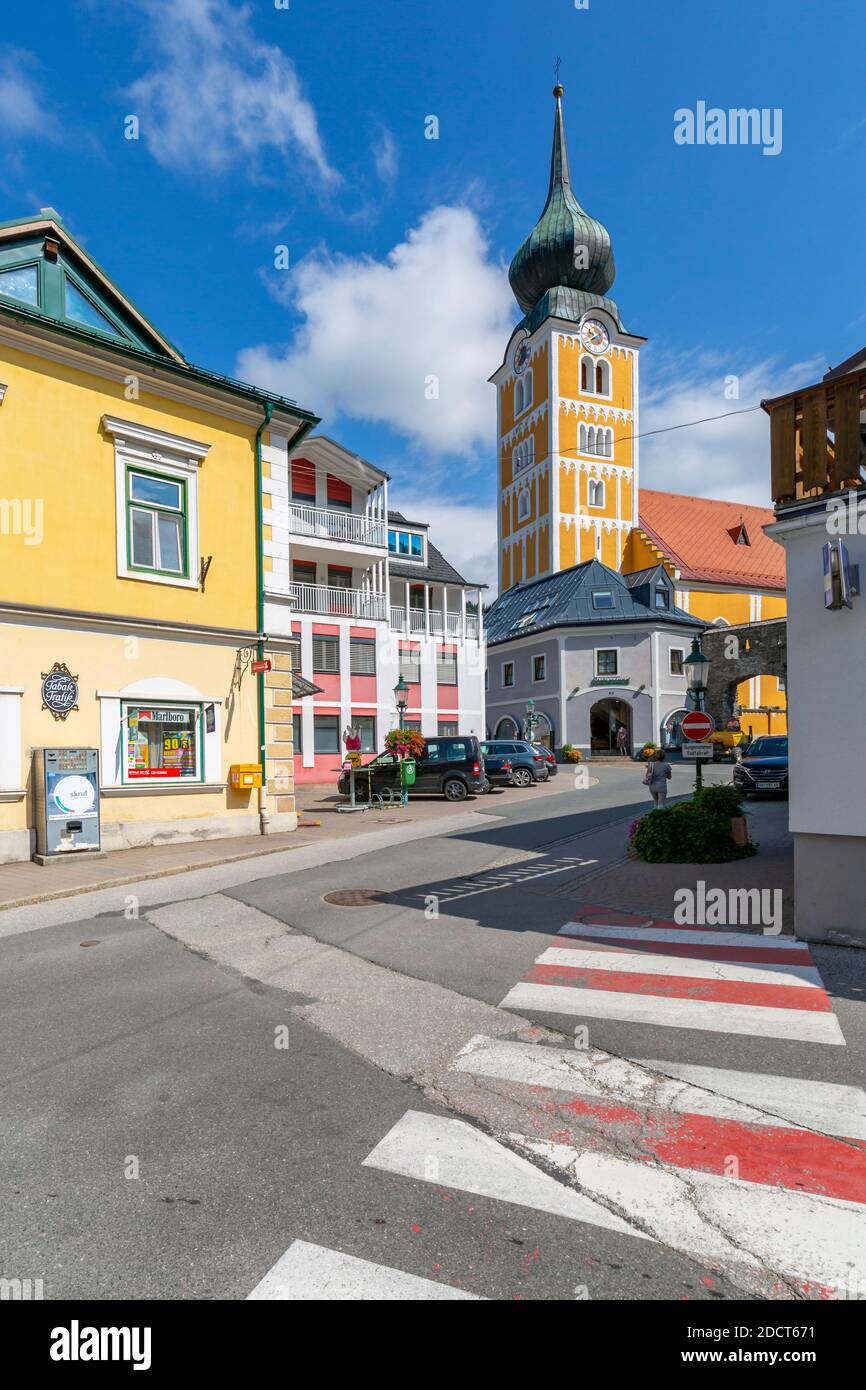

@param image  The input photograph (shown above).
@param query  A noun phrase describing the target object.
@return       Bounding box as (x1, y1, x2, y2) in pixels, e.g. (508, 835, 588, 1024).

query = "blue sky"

(2, 0, 864, 586)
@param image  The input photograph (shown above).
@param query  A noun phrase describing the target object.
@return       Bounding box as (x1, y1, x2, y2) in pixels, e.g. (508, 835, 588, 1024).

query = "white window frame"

(588, 478, 605, 508)
(517, 487, 531, 523)
(669, 647, 685, 677)
(97, 680, 223, 790)
(595, 647, 619, 677)
(531, 653, 546, 683)
(103, 415, 208, 591)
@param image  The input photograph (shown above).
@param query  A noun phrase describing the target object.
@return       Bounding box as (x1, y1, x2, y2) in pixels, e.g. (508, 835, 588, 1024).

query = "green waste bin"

(402, 758, 416, 787)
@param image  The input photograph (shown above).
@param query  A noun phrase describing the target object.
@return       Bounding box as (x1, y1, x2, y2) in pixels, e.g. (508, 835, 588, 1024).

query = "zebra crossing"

(247, 909, 865, 1300)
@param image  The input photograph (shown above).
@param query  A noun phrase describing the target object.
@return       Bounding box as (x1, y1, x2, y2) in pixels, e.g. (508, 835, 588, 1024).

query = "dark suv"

(337, 736, 488, 802)
(481, 740, 549, 787)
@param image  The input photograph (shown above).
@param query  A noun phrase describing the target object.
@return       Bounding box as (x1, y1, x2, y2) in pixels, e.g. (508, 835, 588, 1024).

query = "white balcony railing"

(288, 503, 387, 548)
(388, 605, 481, 639)
(289, 582, 387, 621)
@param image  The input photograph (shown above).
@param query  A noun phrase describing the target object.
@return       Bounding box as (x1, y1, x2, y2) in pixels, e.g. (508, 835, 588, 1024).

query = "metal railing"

(288, 582, 387, 620)
(287, 503, 387, 548)
(387, 606, 481, 639)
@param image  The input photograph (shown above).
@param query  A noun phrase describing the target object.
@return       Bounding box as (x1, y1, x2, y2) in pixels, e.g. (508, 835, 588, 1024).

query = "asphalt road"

(1, 765, 861, 1301)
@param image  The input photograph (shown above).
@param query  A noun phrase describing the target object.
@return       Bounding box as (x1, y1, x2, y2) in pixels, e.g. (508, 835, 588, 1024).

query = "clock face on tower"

(580, 319, 610, 355)
(513, 337, 531, 375)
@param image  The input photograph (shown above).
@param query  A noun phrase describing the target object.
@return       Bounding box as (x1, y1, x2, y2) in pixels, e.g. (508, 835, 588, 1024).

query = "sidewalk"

(0, 777, 575, 912)
(563, 797, 794, 931)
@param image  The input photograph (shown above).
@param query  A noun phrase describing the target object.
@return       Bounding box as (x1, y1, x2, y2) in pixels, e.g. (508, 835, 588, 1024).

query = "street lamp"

(393, 675, 409, 724)
(684, 635, 711, 791)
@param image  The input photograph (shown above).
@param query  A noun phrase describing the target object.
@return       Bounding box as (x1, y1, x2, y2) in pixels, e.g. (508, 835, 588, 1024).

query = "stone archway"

(701, 619, 787, 726)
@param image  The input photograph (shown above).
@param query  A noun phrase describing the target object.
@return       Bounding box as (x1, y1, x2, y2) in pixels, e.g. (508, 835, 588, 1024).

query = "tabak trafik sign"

(41, 663, 80, 721)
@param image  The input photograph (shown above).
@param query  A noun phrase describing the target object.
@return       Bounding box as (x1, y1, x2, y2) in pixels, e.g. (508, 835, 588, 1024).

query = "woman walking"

(644, 748, 672, 806)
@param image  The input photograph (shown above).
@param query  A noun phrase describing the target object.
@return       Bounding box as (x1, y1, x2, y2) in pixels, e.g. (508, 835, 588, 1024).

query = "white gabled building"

(261, 434, 486, 785)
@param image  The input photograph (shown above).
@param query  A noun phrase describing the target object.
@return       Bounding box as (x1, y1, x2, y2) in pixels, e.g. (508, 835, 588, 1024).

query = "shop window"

(127, 468, 187, 578)
(354, 715, 377, 752)
(123, 703, 201, 783)
(313, 715, 340, 754)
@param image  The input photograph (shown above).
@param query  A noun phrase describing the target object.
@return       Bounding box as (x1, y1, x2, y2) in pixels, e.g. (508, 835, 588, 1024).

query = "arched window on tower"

(514, 377, 524, 416)
(517, 487, 531, 523)
(587, 426, 596, 455)
(579, 423, 587, 454)
(523, 371, 533, 412)
(588, 478, 605, 508)
(602, 427, 613, 458)
(580, 356, 592, 394)
(526, 434, 535, 467)
(595, 359, 611, 395)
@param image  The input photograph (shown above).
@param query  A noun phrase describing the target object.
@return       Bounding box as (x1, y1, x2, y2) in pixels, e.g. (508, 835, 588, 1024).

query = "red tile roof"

(637, 489, 785, 590)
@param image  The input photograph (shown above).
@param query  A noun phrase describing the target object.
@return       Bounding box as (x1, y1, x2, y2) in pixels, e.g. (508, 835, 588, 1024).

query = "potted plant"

(384, 728, 426, 762)
(640, 741, 658, 760)
(561, 743, 582, 763)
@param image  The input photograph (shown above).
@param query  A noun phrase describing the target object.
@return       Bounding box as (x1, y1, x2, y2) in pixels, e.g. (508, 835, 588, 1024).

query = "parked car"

(477, 745, 514, 788)
(337, 735, 488, 802)
(531, 742, 558, 776)
(732, 735, 789, 797)
(481, 740, 549, 787)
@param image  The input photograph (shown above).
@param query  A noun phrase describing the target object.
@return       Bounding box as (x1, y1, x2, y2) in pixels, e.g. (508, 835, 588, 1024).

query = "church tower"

(491, 84, 645, 593)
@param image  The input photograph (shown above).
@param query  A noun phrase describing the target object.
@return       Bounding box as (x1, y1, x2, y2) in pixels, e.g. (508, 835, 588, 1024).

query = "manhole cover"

(323, 889, 391, 907)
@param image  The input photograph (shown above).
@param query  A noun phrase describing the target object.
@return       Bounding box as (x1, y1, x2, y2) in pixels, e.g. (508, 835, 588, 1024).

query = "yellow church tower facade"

(491, 84, 645, 594)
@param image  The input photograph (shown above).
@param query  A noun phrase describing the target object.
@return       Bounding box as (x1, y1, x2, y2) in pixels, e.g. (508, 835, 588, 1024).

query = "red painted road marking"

(543, 1093, 866, 1206)
(524, 962, 832, 1012)
(554, 935, 816, 966)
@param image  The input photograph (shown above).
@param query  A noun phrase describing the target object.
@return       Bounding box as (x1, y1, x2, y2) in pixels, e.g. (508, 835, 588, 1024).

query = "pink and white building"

(261, 434, 487, 784)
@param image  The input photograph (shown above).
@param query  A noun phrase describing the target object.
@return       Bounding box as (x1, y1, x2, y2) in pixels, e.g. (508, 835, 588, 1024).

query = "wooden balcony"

(764, 368, 866, 505)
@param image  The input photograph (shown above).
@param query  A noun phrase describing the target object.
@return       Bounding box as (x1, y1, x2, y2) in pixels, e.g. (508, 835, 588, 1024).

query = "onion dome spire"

(508, 84, 616, 317)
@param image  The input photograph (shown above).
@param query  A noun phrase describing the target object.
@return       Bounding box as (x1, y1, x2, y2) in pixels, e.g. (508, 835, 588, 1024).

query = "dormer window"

(388, 529, 424, 559)
(654, 585, 670, 610)
(0, 264, 38, 307)
(65, 278, 122, 337)
(592, 589, 615, 610)
(727, 522, 751, 546)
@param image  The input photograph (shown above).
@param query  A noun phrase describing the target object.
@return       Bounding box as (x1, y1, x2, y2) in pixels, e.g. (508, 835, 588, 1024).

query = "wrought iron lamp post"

(684, 635, 710, 792)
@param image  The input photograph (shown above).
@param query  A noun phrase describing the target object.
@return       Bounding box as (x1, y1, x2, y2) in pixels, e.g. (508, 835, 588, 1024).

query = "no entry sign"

(681, 711, 715, 741)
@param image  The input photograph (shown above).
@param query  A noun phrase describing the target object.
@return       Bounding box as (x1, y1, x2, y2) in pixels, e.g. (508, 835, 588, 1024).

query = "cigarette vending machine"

(33, 748, 101, 860)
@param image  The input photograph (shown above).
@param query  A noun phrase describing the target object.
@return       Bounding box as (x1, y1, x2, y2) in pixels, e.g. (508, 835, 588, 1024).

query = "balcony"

(389, 605, 480, 639)
(289, 582, 387, 621)
(288, 503, 387, 549)
(765, 369, 866, 505)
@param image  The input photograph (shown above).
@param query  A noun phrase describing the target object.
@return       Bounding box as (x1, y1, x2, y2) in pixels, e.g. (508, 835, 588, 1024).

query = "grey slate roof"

(387, 511, 485, 588)
(485, 559, 703, 645)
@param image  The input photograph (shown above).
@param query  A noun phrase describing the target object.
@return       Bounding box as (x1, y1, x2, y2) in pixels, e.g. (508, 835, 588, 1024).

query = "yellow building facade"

(0, 211, 316, 862)
(491, 88, 787, 737)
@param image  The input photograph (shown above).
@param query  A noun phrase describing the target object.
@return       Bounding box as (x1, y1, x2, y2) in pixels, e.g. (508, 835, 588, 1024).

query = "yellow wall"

(500, 341, 549, 439)
(0, 621, 260, 844)
(0, 346, 258, 629)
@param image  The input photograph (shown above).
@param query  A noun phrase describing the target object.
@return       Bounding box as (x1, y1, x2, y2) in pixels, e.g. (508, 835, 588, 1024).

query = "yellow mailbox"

(229, 763, 263, 790)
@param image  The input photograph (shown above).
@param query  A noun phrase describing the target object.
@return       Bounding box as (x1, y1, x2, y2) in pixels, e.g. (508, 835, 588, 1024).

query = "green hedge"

(631, 784, 754, 864)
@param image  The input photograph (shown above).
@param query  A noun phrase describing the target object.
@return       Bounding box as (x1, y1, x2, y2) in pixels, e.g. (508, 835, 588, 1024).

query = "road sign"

(251, 659, 272, 674)
(681, 711, 714, 741)
(682, 743, 714, 760)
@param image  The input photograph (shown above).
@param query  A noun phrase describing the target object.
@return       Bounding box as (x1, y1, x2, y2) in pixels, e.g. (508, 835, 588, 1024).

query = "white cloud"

(237, 204, 515, 455)
(127, 0, 337, 183)
(638, 351, 825, 506)
(372, 128, 398, 187)
(390, 492, 498, 593)
(0, 46, 59, 139)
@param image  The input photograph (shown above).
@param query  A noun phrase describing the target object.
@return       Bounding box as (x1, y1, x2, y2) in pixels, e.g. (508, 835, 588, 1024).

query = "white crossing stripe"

(363, 1108, 648, 1240)
(558, 922, 808, 950)
(499, 981, 846, 1044)
(635, 1058, 866, 1142)
(537, 945, 823, 989)
(451, 1036, 866, 1140)
(247, 1239, 484, 1300)
(516, 1139, 866, 1298)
